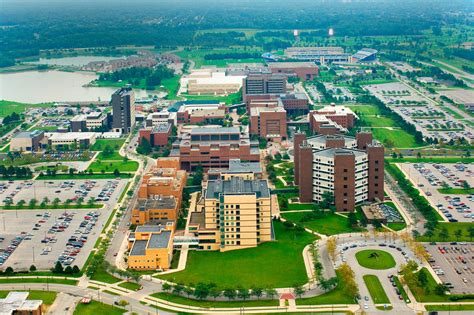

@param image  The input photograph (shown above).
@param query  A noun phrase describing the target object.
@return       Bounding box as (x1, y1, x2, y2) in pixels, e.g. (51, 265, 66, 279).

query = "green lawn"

(90, 266, 121, 284)
(407, 268, 449, 302)
(73, 300, 125, 315)
(437, 188, 474, 195)
(281, 212, 366, 235)
(118, 281, 141, 291)
(418, 222, 474, 242)
(393, 276, 410, 303)
(425, 304, 474, 311)
(151, 292, 279, 308)
(387, 222, 407, 231)
(347, 104, 382, 116)
(157, 221, 316, 288)
(296, 271, 355, 305)
(0, 290, 57, 305)
(285, 203, 313, 211)
(0, 100, 53, 117)
(87, 160, 138, 172)
(0, 278, 77, 285)
(370, 128, 422, 148)
(363, 275, 390, 304)
(361, 116, 396, 127)
(355, 250, 396, 270)
(440, 106, 464, 119)
(183, 91, 242, 105)
(96, 151, 123, 160)
(90, 138, 126, 151)
(103, 289, 121, 296)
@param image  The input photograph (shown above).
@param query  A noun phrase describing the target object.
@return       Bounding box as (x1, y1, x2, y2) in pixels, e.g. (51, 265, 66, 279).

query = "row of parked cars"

(433, 163, 471, 187)
(58, 211, 100, 266)
(1, 181, 33, 204)
(0, 235, 23, 266)
(95, 180, 119, 202)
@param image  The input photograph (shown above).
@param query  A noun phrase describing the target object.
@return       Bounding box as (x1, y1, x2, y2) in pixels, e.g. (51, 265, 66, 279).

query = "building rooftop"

(0, 292, 43, 315)
(250, 106, 286, 116)
(46, 132, 96, 141)
(113, 87, 134, 97)
(189, 211, 205, 227)
(152, 123, 171, 133)
(130, 240, 147, 256)
(313, 147, 367, 159)
(190, 127, 240, 135)
(206, 177, 270, 199)
(13, 130, 44, 139)
(268, 62, 318, 68)
(306, 134, 357, 148)
(148, 231, 172, 249)
(280, 93, 308, 101)
(137, 197, 177, 211)
(135, 225, 164, 233)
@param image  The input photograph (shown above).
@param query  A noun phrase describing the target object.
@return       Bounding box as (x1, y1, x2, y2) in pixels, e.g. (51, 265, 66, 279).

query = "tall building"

(250, 106, 287, 141)
(189, 176, 273, 251)
(309, 105, 358, 135)
(242, 72, 287, 102)
(294, 132, 384, 212)
(112, 87, 136, 134)
(170, 127, 260, 171)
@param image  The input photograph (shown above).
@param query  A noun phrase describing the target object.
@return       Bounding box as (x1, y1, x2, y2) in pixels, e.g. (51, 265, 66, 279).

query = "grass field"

(87, 160, 138, 172)
(97, 151, 123, 160)
(437, 188, 474, 194)
(90, 138, 126, 151)
(151, 292, 279, 307)
(183, 91, 242, 105)
(157, 221, 316, 288)
(296, 271, 355, 305)
(175, 48, 263, 68)
(361, 116, 396, 127)
(73, 300, 125, 315)
(0, 290, 57, 304)
(417, 222, 474, 242)
(0, 278, 77, 285)
(347, 104, 382, 116)
(281, 212, 366, 235)
(118, 281, 141, 291)
(425, 304, 474, 311)
(370, 128, 422, 148)
(0, 100, 53, 117)
(90, 266, 121, 284)
(387, 222, 407, 231)
(355, 250, 396, 270)
(363, 275, 390, 304)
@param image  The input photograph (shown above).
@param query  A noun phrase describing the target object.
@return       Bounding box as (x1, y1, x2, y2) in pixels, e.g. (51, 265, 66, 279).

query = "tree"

(64, 266, 73, 274)
(72, 265, 80, 274)
(425, 229, 434, 241)
(172, 284, 184, 296)
(454, 229, 463, 241)
(439, 227, 449, 241)
(223, 288, 236, 300)
(327, 237, 337, 262)
(434, 283, 448, 295)
(251, 287, 263, 300)
(192, 166, 203, 186)
(29, 199, 38, 208)
(468, 226, 474, 242)
(347, 212, 358, 228)
(137, 137, 152, 155)
(52, 198, 61, 208)
(29, 265, 37, 272)
(162, 282, 172, 292)
(265, 288, 278, 300)
(113, 169, 121, 177)
(194, 282, 210, 300)
(5, 267, 14, 275)
(118, 300, 129, 307)
(237, 288, 250, 301)
(53, 261, 64, 274)
(209, 287, 221, 300)
(293, 285, 305, 298)
(183, 286, 194, 297)
(417, 269, 428, 287)
(318, 277, 332, 292)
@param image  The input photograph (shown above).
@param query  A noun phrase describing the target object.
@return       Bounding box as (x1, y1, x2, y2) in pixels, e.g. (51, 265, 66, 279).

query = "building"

(188, 176, 272, 251)
(250, 106, 287, 141)
(294, 132, 384, 212)
(351, 48, 378, 63)
(309, 105, 358, 134)
(145, 111, 176, 128)
(45, 132, 96, 149)
(207, 159, 263, 180)
(184, 69, 245, 95)
(242, 72, 287, 102)
(0, 291, 43, 315)
(170, 127, 260, 171)
(280, 93, 310, 115)
(127, 224, 174, 270)
(10, 130, 45, 152)
(70, 112, 108, 132)
(139, 123, 172, 148)
(176, 102, 227, 124)
(268, 62, 319, 81)
(284, 46, 351, 64)
(131, 157, 186, 225)
(112, 87, 136, 134)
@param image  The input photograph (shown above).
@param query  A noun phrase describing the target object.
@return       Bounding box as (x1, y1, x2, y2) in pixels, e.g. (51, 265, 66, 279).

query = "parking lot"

(0, 178, 128, 271)
(398, 162, 474, 222)
(425, 243, 474, 294)
(0, 179, 128, 206)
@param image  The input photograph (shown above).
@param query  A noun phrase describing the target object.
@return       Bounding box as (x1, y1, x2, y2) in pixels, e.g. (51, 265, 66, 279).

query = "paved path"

(46, 292, 78, 315)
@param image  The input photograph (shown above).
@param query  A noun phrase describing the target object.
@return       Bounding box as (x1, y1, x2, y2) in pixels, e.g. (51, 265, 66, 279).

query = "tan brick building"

(249, 106, 287, 141)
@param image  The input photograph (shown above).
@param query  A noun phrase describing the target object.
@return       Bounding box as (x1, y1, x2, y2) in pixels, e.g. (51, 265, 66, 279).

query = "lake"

(0, 70, 150, 103)
(27, 56, 125, 67)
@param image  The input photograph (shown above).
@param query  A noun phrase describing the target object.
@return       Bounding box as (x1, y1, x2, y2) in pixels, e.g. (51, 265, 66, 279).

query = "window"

(344, 177, 348, 180)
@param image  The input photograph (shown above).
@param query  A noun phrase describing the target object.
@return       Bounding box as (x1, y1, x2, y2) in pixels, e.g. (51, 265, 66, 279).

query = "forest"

(0, 0, 472, 66)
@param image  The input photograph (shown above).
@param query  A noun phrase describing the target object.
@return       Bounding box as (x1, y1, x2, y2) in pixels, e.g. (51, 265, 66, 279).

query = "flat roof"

(148, 230, 172, 249)
(268, 62, 317, 68)
(189, 211, 205, 227)
(152, 123, 171, 133)
(130, 240, 147, 256)
(206, 177, 270, 199)
(313, 147, 367, 159)
(250, 106, 286, 116)
(190, 127, 240, 135)
(13, 130, 44, 139)
(137, 197, 176, 210)
(136, 225, 164, 232)
(47, 132, 96, 141)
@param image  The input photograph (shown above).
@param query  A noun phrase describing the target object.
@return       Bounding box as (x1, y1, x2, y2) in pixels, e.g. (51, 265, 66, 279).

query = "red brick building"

(249, 106, 287, 141)
(294, 132, 384, 212)
(139, 123, 171, 148)
(268, 62, 319, 81)
(176, 102, 227, 124)
(170, 127, 260, 171)
(309, 105, 357, 134)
